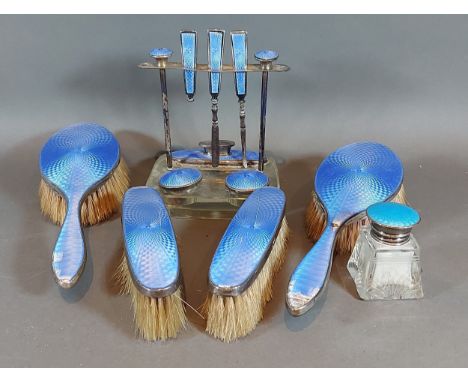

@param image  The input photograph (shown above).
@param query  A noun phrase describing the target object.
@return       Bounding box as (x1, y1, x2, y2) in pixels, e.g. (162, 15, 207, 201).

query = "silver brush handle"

(208, 29, 225, 167)
(150, 48, 173, 168)
(231, 31, 248, 168)
(255, 50, 278, 171)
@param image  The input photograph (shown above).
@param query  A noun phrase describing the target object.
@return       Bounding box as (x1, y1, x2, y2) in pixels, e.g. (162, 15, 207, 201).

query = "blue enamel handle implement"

(255, 50, 278, 171)
(231, 31, 248, 168)
(180, 30, 197, 101)
(150, 48, 174, 168)
(39, 123, 120, 288)
(286, 142, 404, 316)
(208, 29, 225, 167)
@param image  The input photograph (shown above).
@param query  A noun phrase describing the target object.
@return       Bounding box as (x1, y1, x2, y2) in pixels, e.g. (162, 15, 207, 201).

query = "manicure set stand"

(140, 30, 289, 219)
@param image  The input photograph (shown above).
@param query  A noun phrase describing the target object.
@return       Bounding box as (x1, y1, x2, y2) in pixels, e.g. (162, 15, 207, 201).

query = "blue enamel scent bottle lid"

(367, 202, 421, 244)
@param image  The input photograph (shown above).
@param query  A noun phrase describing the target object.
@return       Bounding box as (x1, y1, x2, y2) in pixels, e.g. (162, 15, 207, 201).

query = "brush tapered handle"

(52, 197, 85, 288)
(181, 31, 197, 101)
(286, 224, 337, 316)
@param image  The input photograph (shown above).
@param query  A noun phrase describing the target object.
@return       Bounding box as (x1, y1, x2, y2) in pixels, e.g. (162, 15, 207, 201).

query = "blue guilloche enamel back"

(225, 169, 268, 193)
(209, 187, 285, 295)
(39, 123, 120, 287)
(315, 142, 404, 225)
(180, 31, 197, 98)
(122, 187, 179, 297)
(367, 202, 420, 228)
(286, 142, 404, 315)
(159, 168, 202, 189)
(172, 148, 259, 163)
(39, 123, 120, 197)
(208, 30, 224, 95)
(231, 31, 247, 97)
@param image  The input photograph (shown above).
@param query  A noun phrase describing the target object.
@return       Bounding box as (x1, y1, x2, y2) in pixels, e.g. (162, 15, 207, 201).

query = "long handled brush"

(115, 187, 186, 341)
(203, 187, 289, 342)
(39, 123, 129, 288)
(305, 163, 407, 257)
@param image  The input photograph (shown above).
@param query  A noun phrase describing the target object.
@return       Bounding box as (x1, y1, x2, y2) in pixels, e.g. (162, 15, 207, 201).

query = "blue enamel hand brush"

(203, 187, 289, 342)
(39, 123, 129, 288)
(287, 142, 404, 316)
(116, 187, 186, 340)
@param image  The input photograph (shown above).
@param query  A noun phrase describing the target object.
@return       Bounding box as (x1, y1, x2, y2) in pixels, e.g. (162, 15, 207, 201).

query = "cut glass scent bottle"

(347, 202, 423, 300)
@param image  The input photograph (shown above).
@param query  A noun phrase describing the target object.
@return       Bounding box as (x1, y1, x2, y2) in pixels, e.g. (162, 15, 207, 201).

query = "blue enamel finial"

(367, 202, 420, 228)
(254, 50, 279, 62)
(150, 48, 173, 59)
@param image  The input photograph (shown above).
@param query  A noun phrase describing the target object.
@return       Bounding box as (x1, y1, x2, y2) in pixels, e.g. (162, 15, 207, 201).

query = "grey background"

(0, 15, 467, 367)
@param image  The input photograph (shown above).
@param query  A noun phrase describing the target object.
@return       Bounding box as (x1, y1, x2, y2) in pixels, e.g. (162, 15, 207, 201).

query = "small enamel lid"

(254, 50, 279, 62)
(225, 169, 269, 193)
(367, 202, 420, 229)
(159, 168, 202, 190)
(149, 48, 173, 58)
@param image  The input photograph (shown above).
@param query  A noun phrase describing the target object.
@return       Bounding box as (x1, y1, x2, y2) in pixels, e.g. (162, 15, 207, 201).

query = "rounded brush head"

(39, 158, 129, 226)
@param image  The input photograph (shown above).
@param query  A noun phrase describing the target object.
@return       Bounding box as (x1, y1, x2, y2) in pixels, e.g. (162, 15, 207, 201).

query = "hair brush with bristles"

(115, 187, 186, 341)
(287, 142, 405, 316)
(39, 122, 129, 288)
(203, 186, 289, 342)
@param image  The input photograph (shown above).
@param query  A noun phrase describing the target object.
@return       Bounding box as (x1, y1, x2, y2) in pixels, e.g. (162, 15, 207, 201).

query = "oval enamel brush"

(39, 123, 129, 288)
(116, 187, 186, 341)
(203, 187, 289, 342)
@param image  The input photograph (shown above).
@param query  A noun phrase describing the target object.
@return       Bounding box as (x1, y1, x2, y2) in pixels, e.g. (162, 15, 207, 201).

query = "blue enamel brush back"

(316, 142, 403, 225)
(39, 123, 120, 198)
(122, 187, 179, 297)
(209, 187, 285, 295)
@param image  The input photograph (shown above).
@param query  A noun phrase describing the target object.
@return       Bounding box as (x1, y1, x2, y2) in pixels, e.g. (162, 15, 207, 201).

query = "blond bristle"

(305, 184, 408, 256)
(39, 158, 130, 226)
(116, 252, 187, 341)
(203, 218, 289, 343)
